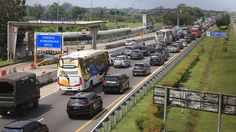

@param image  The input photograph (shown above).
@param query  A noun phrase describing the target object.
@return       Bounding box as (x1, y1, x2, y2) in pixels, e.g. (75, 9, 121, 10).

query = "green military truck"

(0, 72, 40, 116)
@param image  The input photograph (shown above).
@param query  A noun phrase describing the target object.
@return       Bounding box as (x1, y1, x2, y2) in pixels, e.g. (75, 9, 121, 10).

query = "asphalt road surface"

(0, 39, 191, 132)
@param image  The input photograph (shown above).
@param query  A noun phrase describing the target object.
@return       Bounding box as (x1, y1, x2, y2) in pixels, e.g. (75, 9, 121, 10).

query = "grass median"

(111, 24, 236, 132)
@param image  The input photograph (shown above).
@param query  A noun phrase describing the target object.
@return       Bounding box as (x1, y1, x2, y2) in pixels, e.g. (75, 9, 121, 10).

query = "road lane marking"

(40, 90, 58, 99)
(38, 118, 45, 122)
(76, 53, 180, 132)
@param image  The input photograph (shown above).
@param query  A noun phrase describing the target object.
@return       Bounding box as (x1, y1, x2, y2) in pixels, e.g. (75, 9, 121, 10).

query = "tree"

(66, 6, 86, 20)
(26, 4, 45, 19)
(0, 0, 26, 59)
(61, 2, 72, 10)
(216, 14, 230, 28)
(44, 2, 66, 19)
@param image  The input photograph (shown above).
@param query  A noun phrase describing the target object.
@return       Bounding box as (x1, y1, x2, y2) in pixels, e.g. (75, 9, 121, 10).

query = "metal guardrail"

(92, 33, 206, 132)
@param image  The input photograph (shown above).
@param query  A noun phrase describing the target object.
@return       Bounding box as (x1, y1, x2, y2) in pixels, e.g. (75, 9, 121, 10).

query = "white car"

(108, 53, 117, 66)
(114, 55, 131, 68)
(125, 39, 136, 46)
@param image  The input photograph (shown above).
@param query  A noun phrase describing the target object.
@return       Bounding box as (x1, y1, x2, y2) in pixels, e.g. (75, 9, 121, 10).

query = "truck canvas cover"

(0, 72, 40, 106)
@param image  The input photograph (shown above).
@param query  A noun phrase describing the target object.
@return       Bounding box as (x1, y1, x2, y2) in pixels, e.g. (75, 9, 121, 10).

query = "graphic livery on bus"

(57, 50, 109, 92)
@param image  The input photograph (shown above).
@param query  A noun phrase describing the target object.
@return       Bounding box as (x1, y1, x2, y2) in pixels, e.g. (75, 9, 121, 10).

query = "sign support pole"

(217, 94, 222, 132)
(34, 32, 37, 68)
(163, 88, 168, 132)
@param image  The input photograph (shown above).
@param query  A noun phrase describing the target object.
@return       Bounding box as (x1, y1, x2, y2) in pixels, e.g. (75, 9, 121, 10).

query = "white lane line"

(40, 90, 59, 99)
(38, 118, 45, 122)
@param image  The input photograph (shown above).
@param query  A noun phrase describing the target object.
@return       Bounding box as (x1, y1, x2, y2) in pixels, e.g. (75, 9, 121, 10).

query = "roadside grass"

(112, 91, 153, 132)
(111, 24, 236, 132)
(102, 22, 143, 30)
(166, 24, 236, 132)
(193, 24, 236, 132)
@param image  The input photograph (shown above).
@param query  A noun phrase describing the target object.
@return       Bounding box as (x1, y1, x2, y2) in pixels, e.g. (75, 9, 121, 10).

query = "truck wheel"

(15, 106, 24, 116)
(0, 111, 8, 116)
(33, 101, 39, 109)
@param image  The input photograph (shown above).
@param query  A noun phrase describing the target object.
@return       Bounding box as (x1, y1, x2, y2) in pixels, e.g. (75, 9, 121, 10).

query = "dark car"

(147, 43, 157, 53)
(139, 46, 151, 56)
(184, 35, 192, 43)
(150, 55, 164, 66)
(132, 63, 151, 76)
(151, 51, 165, 60)
(66, 92, 103, 118)
(3, 120, 49, 132)
(156, 47, 169, 60)
(103, 73, 130, 94)
(130, 49, 144, 60)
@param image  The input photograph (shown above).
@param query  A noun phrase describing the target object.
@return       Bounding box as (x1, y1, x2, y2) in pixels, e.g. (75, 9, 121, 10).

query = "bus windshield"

(59, 58, 79, 68)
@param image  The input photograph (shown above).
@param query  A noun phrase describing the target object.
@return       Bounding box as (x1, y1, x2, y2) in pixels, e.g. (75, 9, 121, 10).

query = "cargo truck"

(0, 72, 40, 116)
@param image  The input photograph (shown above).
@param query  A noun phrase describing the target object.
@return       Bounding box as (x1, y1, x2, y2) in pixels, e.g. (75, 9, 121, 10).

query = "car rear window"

(105, 76, 119, 81)
(70, 97, 88, 104)
(3, 128, 23, 132)
(134, 64, 144, 69)
(0, 82, 14, 94)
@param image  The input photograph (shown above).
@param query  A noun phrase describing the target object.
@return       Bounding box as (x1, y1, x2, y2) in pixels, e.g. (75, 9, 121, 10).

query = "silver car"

(114, 55, 131, 68)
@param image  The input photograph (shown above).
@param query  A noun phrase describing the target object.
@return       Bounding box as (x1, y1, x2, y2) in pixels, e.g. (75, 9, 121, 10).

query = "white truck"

(154, 29, 174, 46)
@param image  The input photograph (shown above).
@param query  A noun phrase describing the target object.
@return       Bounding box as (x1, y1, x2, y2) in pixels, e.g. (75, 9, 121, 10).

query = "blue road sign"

(36, 34, 62, 49)
(207, 31, 227, 38)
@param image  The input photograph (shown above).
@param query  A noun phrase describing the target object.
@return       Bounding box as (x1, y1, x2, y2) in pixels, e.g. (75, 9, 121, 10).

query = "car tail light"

(74, 77, 82, 86)
(67, 100, 73, 106)
(103, 80, 107, 85)
(82, 103, 91, 108)
(57, 77, 66, 86)
(116, 80, 120, 86)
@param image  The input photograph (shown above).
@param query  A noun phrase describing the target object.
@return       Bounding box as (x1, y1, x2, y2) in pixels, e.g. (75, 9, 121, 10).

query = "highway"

(0, 39, 192, 132)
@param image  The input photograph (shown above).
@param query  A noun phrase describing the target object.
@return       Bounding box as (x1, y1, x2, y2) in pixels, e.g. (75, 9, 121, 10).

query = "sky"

(26, 0, 236, 11)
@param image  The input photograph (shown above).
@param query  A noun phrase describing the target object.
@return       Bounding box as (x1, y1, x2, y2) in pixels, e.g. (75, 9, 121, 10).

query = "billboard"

(36, 33, 63, 53)
(153, 86, 236, 115)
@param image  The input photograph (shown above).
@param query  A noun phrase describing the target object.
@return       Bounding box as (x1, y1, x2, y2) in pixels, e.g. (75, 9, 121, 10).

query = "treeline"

(0, 0, 26, 60)
(24, 2, 142, 22)
(152, 4, 204, 26)
(216, 14, 230, 28)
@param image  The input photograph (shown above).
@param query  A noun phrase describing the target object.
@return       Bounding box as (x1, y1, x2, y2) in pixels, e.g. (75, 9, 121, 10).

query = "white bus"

(57, 50, 109, 92)
(155, 29, 174, 45)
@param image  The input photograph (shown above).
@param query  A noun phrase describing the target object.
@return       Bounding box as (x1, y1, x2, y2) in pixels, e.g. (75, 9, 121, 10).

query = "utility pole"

(57, 0, 60, 19)
(177, 9, 181, 30)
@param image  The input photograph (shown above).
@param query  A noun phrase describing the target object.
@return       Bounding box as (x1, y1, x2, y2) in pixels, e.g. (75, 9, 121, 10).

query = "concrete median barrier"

(37, 70, 57, 87)
(105, 35, 154, 49)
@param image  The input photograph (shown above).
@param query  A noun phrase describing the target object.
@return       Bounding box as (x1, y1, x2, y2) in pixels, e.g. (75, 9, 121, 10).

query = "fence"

(92, 34, 206, 132)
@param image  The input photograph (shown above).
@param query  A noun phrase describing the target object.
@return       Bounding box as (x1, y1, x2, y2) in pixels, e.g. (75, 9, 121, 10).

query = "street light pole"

(57, 0, 60, 19)
(90, 0, 94, 21)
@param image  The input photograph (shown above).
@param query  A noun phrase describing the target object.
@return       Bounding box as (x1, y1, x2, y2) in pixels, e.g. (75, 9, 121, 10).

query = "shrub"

(135, 117, 145, 132)
(136, 105, 163, 132)
(162, 80, 175, 87)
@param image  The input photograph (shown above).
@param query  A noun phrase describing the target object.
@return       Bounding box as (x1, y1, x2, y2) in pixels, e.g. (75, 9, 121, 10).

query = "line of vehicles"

(0, 17, 214, 131)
